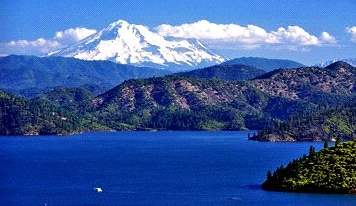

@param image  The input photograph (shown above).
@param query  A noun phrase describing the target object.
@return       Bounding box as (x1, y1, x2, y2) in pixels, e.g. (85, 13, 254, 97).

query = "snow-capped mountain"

(49, 20, 224, 71)
(317, 58, 356, 67)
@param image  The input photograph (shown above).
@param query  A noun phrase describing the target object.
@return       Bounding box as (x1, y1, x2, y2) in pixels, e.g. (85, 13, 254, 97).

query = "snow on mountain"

(317, 58, 356, 67)
(49, 20, 224, 71)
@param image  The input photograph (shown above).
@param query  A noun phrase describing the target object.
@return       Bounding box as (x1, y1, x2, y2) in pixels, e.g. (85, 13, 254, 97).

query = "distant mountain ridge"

(317, 58, 356, 67)
(0, 55, 170, 95)
(0, 55, 309, 98)
(49, 20, 224, 71)
(222, 57, 304, 71)
(177, 64, 265, 81)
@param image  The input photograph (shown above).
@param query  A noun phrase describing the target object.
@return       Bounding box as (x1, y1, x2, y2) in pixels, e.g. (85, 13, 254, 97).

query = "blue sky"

(1, 0, 356, 65)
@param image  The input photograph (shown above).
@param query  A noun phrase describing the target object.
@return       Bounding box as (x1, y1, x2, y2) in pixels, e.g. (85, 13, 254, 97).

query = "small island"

(262, 139, 356, 194)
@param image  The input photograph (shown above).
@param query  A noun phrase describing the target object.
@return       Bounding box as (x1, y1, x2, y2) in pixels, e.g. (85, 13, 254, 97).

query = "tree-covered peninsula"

(262, 140, 356, 194)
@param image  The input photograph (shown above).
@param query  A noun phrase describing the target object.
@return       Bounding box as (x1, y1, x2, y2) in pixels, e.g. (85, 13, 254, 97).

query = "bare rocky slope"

(89, 61, 355, 132)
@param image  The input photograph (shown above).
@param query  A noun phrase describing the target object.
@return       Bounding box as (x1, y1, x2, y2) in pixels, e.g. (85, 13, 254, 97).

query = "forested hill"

(250, 103, 356, 141)
(177, 64, 265, 81)
(262, 140, 356, 194)
(0, 90, 82, 135)
(91, 76, 276, 130)
(90, 61, 354, 131)
(0, 61, 355, 136)
(249, 61, 356, 141)
(252, 61, 355, 101)
(35, 87, 96, 113)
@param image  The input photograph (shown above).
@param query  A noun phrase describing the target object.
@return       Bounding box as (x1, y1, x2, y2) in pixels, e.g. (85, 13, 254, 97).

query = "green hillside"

(263, 140, 356, 194)
(250, 104, 356, 141)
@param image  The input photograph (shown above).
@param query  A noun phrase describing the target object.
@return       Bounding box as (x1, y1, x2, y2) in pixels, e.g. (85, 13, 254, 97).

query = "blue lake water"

(0, 131, 355, 206)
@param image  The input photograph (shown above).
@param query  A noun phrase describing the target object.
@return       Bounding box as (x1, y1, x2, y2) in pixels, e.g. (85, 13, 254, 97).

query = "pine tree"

(266, 170, 273, 181)
(309, 146, 316, 156)
(335, 137, 341, 148)
(323, 140, 329, 149)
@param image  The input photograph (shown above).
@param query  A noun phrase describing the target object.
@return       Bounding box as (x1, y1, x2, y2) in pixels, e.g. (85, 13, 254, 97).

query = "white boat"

(94, 187, 103, 193)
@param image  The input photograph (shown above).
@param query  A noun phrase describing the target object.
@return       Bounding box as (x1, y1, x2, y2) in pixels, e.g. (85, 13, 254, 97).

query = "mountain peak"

(105, 19, 138, 32)
(49, 20, 224, 71)
(109, 19, 129, 27)
(324, 61, 354, 70)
